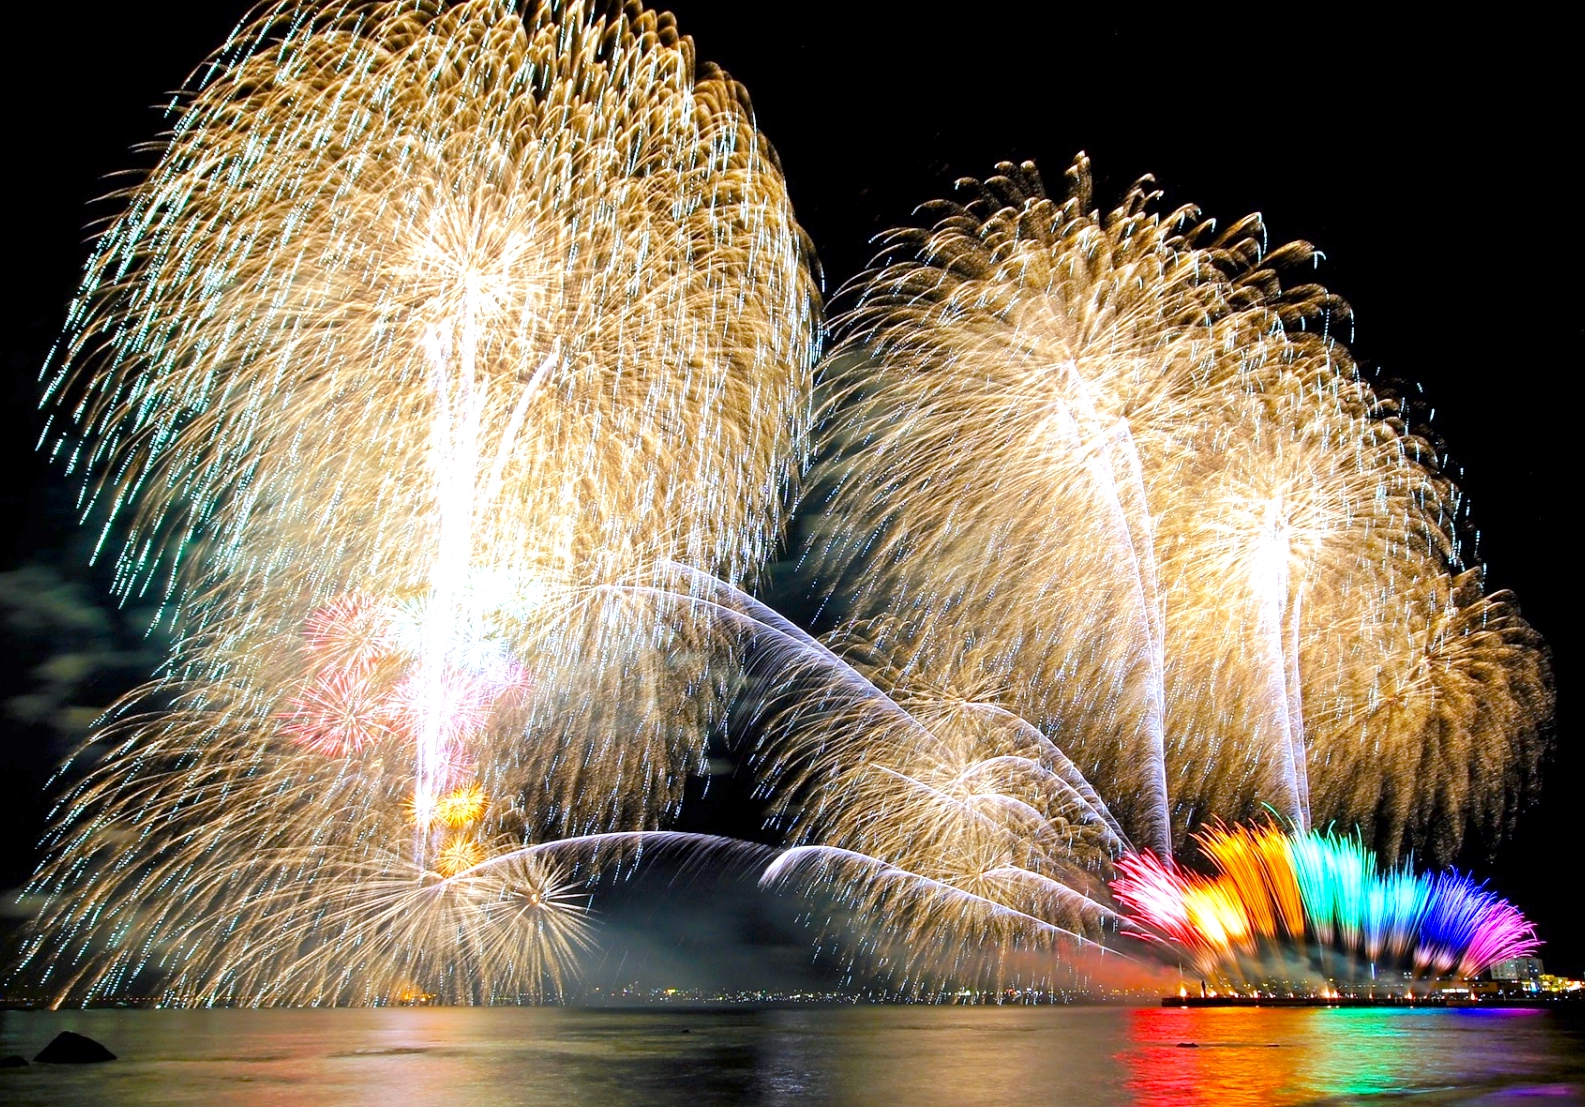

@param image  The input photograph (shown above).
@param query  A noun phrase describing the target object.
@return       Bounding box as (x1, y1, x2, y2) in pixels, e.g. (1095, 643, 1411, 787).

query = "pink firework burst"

(479, 654, 532, 705)
(301, 593, 392, 679)
(384, 667, 496, 746)
(1110, 850, 1206, 952)
(277, 668, 394, 756)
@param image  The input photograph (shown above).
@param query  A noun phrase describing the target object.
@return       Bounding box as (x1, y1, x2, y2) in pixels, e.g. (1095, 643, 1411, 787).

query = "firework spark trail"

(804, 156, 1551, 862)
(761, 845, 1133, 997)
(16, 0, 1554, 1005)
(748, 627, 1133, 997)
(23, 0, 817, 1004)
(1110, 824, 1540, 983)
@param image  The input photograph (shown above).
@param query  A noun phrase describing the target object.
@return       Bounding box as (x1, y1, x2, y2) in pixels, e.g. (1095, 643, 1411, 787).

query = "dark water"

(2, 1005, 1582, 1106)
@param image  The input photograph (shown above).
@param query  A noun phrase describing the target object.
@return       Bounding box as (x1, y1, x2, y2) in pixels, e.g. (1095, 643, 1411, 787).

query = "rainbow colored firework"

(1110, 824, 1539, 980)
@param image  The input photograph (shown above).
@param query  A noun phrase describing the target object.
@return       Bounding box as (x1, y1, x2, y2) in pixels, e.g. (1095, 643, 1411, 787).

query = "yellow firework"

(436, 834, 487, 877)
(24, 0, 816, 1005)
(432, 783, 491, 829)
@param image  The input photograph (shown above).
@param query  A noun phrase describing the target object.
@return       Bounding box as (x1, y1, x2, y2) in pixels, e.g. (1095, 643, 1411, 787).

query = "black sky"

(2, 2, 1577, 979)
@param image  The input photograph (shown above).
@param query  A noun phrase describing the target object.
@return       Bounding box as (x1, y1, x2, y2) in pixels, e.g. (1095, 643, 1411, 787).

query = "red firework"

(277, 667, 395, 756)
(302, 593, 391, 679)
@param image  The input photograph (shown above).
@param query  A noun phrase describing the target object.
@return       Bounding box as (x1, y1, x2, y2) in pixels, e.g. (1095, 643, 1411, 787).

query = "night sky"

(2, 2, 1575, 984)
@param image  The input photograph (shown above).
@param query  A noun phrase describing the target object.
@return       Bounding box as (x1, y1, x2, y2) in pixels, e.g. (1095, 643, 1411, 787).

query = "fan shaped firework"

(23, 0, 817, 1004)
(1110, 823, 1540, 982)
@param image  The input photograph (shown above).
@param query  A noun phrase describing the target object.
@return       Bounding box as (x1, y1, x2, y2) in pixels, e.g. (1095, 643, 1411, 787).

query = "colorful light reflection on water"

(1123, 1006, 1581, 1107)
(1, 1006, 1581, 1106)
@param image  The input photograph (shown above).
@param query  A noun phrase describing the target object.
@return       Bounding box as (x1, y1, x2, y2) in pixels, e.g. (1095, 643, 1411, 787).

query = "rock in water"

(34, 1031, 116, 1063)
(0, 1054, 29, 1067)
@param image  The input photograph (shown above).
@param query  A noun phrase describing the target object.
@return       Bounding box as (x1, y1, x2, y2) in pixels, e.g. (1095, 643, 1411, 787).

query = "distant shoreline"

(1163, 994, 1585, 1010)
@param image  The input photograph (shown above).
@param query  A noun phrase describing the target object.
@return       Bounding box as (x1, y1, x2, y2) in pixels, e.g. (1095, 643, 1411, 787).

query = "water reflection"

(1, 1005, 1580, 1106)
(1124, 1008, 1304, 1106)
(1123, 1006, 1584, 1107)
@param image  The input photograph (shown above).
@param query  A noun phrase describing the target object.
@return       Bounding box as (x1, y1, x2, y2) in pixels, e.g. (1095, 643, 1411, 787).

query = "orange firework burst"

(435, 835, 486, 878)
(433, 784, 490, 829)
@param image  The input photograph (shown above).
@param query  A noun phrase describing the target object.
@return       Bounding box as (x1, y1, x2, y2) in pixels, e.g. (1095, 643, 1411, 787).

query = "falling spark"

(803, 156, 1550, 862)
(22, 0, 817, 1006)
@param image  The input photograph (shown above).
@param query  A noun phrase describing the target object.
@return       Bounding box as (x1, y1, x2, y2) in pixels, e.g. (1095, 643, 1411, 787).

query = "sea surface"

(2, 1005, 1582, 1106)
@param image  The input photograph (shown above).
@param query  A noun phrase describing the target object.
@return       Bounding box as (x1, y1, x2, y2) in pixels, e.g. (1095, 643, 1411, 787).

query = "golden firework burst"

(23, 0, 817, 1006)
(432, 783, 491, 829)
(803, 157, 1549, 862)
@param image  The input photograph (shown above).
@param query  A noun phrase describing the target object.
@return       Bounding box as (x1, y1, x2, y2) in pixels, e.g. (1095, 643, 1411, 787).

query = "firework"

(804, 156, 1550, 861)
(753, 638, 1133, 997)
(23, 0, 817, 1005)
(1110, 823, 1539, 981)
(760, 157, 1551, 993)
(432, 783, 491, 829)
(17, 0, 1553, 1005)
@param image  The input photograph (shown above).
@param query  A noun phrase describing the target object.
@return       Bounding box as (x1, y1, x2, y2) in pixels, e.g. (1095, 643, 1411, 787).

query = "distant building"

(1487, 956, 1544, 982)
